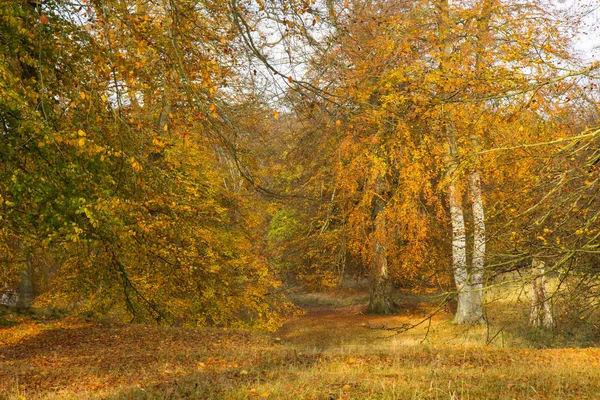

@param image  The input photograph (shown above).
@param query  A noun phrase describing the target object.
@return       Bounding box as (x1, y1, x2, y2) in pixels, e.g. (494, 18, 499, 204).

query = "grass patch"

(289, 288, 370, 308)
(2, 283, 600, 399)
(0, 317, 19, 328)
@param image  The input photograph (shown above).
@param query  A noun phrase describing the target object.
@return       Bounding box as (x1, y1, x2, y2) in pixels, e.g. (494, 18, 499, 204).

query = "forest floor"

(2, 286, 600, 399)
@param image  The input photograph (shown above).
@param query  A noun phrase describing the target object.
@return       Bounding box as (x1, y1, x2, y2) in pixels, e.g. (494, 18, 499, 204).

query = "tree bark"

(447, 140, 485, 324)
(367, 176, 396, 315)
(529, 259, 553, 328)
(448, 169, 481, 323)
(17, 256, 34, 308)
(368, 241, 396, 315)
(464, 169, 485, 323)
(437, 0, 487, 326)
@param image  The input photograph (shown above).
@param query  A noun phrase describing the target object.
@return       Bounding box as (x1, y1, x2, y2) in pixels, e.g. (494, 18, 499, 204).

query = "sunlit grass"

(2, 281, 600, 399)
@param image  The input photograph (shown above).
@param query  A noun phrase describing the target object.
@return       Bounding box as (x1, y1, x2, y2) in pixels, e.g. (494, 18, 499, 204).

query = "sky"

(555, 0, 600, 60)
(246, 0, 600, 107)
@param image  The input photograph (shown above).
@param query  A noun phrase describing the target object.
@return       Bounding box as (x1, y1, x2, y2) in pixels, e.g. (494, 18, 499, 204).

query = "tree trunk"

(367, 176, 396, 315)
(368, 242, 396, 315)
(446, 139, 472, 323)
(369, 277, 395, 315)
(17, 256, 34, 308)
(449, 175, 483, 323)
(465, 169, 485, 324)
(529, 259, 553, 328)
(438, 0, 487, 324)
(447, 142, 485, 324)
(437, 0, 483, 324)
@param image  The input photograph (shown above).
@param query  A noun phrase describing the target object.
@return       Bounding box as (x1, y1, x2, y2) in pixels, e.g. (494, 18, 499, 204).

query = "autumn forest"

(2, 0, 600, 398)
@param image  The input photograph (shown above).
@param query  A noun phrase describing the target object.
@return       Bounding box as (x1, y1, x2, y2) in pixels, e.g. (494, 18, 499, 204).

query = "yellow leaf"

(78, 137, 86, 147)
(273, 110, 279, 119)
(163, 124, 168, 131)
(78, 130, 86, 137)
(344, 1, 349, 8)
(80, 92, 86, 100)
(336, 120, 342, 126)
(101, 94, 107, 102)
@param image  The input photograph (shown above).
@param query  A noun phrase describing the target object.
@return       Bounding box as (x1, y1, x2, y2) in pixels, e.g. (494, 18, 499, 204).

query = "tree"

(0, 0, 292, 330)
(242, 0, 599, 322)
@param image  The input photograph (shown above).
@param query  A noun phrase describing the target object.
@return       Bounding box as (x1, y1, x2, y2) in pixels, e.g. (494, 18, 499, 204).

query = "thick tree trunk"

(368, 242, 396, 315)
(367, 176, 396, 315)
(449, 176, 484, 323)
(530, 259, 553, 328)
(369, 277, 396, 315)
(447, 141, 485, 324)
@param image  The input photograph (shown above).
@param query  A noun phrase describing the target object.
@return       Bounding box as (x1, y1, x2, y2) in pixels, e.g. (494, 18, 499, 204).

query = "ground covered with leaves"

(2, 292, 600, 399)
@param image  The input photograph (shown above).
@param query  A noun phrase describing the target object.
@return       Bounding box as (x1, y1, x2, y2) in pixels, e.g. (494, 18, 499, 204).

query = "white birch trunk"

(462, 169, 485, 324)
(449, 176, 467, 292)
(448, 169, 473, 324)
(446, 140, 473, 323)
(437, 0, 479, 323)
(438, 0, 487, 324)
(448, 140, 485, 324)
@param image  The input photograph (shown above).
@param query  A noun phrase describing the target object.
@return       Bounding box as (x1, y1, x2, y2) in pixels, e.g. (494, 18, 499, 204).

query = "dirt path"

(277, 291, 455, 350)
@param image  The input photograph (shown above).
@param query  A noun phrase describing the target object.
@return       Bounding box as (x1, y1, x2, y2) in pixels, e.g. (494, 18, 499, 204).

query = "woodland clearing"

(2, 284, 600, 400)
(2, 1, 600, 398)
